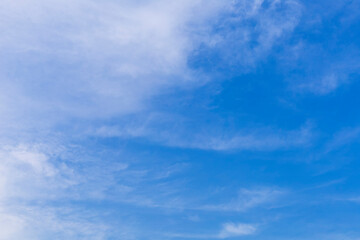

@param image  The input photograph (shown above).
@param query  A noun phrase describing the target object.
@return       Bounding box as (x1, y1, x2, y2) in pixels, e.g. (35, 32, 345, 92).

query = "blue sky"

(1, 0, 360, 239)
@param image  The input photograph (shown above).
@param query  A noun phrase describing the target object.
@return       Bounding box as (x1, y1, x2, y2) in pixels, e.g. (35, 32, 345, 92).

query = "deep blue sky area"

(1, 0, 360, 239)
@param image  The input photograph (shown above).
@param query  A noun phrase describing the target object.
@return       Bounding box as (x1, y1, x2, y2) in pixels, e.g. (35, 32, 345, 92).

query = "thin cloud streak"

(93, 116, 313, 151)
(167, 222, 256, 239)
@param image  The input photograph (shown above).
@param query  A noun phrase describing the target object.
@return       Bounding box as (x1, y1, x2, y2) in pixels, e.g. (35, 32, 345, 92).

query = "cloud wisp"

(199, 187, 285, 212)
(93, 114, 313, 152)
(167, 222, 256, 239)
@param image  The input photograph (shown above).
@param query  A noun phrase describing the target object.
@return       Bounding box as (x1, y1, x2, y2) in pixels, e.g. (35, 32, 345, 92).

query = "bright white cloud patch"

(218, 223, 256, 238)
(0, 0, 225, 128)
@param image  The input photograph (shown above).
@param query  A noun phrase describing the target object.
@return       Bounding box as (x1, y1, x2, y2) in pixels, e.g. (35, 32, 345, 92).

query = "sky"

(0, 0, 360, 239)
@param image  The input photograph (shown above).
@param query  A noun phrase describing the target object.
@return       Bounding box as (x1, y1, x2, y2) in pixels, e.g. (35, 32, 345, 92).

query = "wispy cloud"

(167, 222, 256, 239)
(0, 140, 174, 238)
(92, 115, 313, 151)
(0, 143, 118, 239)
(0, 144, 74, 201)
(200, 187, 285, 212)
(324, 127, 360, 152)
(196, 0, 302, 66)
(0, 205, 115, 240)
(281, 5, 360, 95)
(346, 197, 360, 203)
(293, 57, 360, 95)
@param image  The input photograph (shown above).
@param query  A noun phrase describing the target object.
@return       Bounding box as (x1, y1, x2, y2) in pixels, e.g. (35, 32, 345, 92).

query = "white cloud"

(200, 187, 284, 212)
(0, 144, 72, 201)
(218, 223, 256, 238)
(284, 28, 360, 95)
(294, 65, 360, 95)
(166, 222, 256, 239)
(185, 126, 312, 151)
(347, 197, 360, 203)
(0, 142, 139, 239)
(0, 211, 25, 240)
(324, 127, 360, 152)
(0, 205, 114, 240)
(0, 0, 225, 129)
(0, 140, 194, 238)
(0, 144, 78, 239)
(193, 0, 302, 69)
(92, 114, 313, 151)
